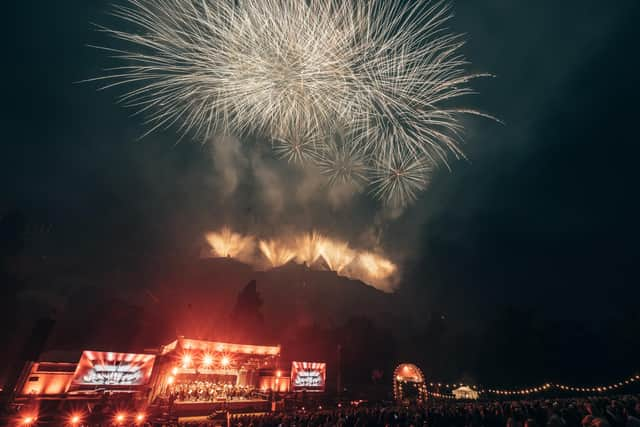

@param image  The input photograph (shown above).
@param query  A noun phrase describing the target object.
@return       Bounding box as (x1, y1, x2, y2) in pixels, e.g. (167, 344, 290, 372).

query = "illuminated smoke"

(205, 229, 398, 292)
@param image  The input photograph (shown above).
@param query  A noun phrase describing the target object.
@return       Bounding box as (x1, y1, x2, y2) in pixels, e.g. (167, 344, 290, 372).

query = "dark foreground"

(5, 395, 640, 427)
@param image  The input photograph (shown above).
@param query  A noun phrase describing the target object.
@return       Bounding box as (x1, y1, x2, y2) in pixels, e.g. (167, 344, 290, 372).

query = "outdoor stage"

(11, 336, 327, 422)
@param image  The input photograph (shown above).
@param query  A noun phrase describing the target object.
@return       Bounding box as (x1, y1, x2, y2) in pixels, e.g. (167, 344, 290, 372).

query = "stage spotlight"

(203, 354, 213, 367)
(171, 367, 178, 375)
(167, 375, 175, 384)
(70, 414, 81, 425)
(136, 413, 146, 424)
(221, 356, 230, 367)
(182, 354, 192, 367)
(115, 413, 125, 424)
(22, 416, 35, 425)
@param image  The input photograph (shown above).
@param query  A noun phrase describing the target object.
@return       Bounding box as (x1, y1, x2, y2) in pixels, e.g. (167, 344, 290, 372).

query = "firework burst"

(90, 0, 492, 206)
(316, 134, 369, 187)
(369, 154, 433, 208)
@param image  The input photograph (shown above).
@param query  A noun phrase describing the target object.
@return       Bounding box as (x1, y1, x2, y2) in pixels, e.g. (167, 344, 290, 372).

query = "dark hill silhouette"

(149, 257, 398, 344)
(31, 256, 401, 353)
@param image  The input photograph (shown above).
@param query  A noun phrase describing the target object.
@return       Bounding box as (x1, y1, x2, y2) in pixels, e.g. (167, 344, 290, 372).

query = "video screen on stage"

(291, 361, 326, 392)
(71, 351, 156, 388)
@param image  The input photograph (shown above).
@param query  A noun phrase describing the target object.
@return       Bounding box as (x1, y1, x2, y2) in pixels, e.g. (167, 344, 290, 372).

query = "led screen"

(291, 361, 326, 392)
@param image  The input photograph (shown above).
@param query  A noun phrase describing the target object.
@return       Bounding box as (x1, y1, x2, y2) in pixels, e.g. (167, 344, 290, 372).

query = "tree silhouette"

(0, 211, 26, 379)
(230, 280, 264, 342)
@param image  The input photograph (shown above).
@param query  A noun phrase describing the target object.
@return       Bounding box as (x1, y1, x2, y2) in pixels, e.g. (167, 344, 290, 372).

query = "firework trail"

(316, 134, 369, 188)
(206, 227, 256, 262)
(90, 0, 492, 206)
(258, 238, 296, 268)
(317, 237, 356, 274)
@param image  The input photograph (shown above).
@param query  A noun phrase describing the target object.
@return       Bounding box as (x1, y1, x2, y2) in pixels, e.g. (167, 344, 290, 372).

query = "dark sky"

(3, 0, 640, 380)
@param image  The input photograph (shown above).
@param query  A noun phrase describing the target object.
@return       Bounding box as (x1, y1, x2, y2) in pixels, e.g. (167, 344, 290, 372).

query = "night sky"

(3, 0, 640, 385)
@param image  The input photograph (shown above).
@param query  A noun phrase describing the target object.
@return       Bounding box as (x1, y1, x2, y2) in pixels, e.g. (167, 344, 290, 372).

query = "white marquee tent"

(452, 386, 479, 400)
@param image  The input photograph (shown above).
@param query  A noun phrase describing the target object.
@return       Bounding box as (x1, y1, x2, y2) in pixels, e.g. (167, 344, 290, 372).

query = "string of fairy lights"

(395, 373, 640, 401)
(422, 373, 640, 397)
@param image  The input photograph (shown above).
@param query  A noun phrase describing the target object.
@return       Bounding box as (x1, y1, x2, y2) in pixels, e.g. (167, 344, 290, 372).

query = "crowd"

(174, 397, 640, 427)
(168, 381, 259, 402)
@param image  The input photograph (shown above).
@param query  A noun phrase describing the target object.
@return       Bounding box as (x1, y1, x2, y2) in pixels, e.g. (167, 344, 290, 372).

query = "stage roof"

(161, 337, 280, 357)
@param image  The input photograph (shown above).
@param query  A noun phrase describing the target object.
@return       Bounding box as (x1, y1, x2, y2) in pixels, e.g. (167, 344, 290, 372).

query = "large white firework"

(90, 0, 490, 206)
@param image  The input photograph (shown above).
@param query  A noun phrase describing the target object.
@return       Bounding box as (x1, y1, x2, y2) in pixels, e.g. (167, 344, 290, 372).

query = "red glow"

(116, 413, 125, 423)
(22, 416, 35, 425)
(70, 414, 81, 425)
(136, 413, 146, 423)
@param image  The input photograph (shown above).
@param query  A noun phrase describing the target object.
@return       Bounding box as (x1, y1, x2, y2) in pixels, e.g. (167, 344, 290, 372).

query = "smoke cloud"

(199, 136, 411, 292)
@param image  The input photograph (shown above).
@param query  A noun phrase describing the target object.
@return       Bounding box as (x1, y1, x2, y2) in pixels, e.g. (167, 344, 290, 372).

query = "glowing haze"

(205, 229, 399, 292)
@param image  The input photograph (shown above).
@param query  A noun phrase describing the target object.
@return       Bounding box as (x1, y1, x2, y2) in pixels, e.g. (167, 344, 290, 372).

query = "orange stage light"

(71, 414, 81, 425)
(167, 375, 175, 384)
(171, 367, 178, 375)
(116, 413, 125, 423)
(203, 355, 213, 367)
(22, 416, 35, 425)
(182, 354, 192, 367)
(136, 413, 146, 423)
(221, 356, 230, 367)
